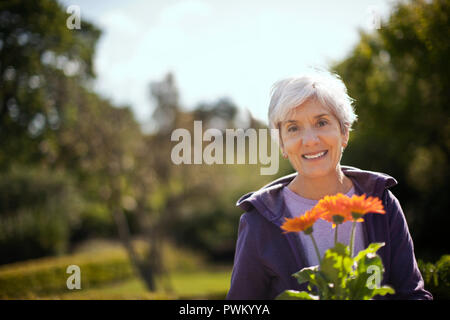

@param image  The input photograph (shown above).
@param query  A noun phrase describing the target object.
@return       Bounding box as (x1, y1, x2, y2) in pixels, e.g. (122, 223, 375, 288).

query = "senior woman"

(226, 71, 432, 300)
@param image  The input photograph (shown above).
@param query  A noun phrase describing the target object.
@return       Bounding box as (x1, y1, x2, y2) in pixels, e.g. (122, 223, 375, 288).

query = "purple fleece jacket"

(226, 165, 432, 300)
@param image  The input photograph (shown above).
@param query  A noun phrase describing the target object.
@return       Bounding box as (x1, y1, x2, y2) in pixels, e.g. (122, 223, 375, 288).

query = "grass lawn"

(40, 267, 231, 300)
(0, 239, 232, 300)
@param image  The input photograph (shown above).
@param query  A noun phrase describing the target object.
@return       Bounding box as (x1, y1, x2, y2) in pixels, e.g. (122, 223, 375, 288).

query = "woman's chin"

(298, 166, 335, 179)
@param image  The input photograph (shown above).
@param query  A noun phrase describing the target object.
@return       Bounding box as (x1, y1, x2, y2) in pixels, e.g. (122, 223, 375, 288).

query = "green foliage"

(0, 0, 101, 169)
(277, 242, 395, 300)
(165, 119, 281, 260)
(0, 0, 145, 267)
(0, 166, 83, 264)
(333, 0, 450, 258)
(0, 240, 208, 299)
(276, 290, 318, 300)
(0, 0, 148, 268)
(70, 202, 116, 241)
(0, 249, 133, 299)
(418, 255, 450, 299)
(174, 209, 237, 261)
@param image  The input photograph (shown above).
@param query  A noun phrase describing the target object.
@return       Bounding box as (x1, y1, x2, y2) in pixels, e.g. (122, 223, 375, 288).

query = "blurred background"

(0, 0, 448, 299)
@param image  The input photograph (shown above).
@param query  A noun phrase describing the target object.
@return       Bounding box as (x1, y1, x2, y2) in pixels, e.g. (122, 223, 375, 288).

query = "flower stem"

(334, 224, 338, 246)
(349, 221, 357, 257)
(309, 234, 322, 265)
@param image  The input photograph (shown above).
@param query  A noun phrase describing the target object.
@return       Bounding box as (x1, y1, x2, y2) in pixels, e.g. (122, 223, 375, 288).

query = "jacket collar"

(236, 165, 398, 227)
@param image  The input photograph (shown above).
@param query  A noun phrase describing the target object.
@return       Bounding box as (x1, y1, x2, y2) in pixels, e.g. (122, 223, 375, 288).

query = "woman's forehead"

(283, 103, 332, 122)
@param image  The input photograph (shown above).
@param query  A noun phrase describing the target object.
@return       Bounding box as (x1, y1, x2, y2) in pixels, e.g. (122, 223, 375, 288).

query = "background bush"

(418, 255, 450, 300)
(0, 167, 83, 264)
(0, 248, 132, 299)
(0, 240, 205, 299)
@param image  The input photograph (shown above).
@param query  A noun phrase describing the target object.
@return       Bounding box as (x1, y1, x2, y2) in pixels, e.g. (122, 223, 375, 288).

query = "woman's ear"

(342, 128, 349, 148)
(279, 141, 287, 159)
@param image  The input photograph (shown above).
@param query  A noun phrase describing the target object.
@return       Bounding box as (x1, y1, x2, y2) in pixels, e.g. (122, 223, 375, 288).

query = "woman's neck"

(287, 167, 353, 201)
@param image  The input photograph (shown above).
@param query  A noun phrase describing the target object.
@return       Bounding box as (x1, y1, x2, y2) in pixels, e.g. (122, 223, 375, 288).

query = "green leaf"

(316, 243, 353, 299)
(353, 242, 385, 264)
(346, 247, 394, 299)
(332, 242, 351, 257)
(372, 286, 395, 297)
(276, 290, 319, 300)
(292, 265, 319, 285)
(346, 275, 373, 299)
(314, 272, 333, 299)
(321, 244, 352, 284)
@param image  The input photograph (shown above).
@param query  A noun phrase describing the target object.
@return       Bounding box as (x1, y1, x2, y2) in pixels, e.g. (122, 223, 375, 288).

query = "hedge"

(0, 249, 134, 299)
(0, 240, 206, 299)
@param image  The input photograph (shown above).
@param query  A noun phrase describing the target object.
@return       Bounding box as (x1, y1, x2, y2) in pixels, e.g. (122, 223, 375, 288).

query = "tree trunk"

(111, 203, 157, 291)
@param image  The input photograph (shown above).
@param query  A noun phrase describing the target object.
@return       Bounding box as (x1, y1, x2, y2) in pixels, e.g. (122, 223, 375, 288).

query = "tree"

(333, 0, 449, 259)
(50, 80, 161, 290)
(0, 1, 163, 291)
(0, 0, 100, 169)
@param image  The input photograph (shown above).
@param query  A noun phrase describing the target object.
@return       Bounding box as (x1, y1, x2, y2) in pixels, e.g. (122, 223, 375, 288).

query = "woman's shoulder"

(235, 173, 296, 212)
(342, 165, 398, 197)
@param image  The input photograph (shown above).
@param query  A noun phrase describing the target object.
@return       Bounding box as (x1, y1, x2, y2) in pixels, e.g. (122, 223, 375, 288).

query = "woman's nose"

(302, 129, 320, 146)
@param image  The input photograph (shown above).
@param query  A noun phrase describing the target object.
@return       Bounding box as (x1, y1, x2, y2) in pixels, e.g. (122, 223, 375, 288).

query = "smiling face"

(279, 98, 349, 180)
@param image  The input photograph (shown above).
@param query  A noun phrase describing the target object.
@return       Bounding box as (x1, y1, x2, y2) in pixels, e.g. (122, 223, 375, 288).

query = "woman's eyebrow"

(284, 113, 330, 123)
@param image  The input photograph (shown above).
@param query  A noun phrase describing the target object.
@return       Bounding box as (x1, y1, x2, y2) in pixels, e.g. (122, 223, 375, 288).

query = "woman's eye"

(317, 120, 328, 127)
(287, 125, 298, 132)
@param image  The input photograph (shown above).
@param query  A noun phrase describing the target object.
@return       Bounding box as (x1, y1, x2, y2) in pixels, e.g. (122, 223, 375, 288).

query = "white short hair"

(268, 70, 357, 136)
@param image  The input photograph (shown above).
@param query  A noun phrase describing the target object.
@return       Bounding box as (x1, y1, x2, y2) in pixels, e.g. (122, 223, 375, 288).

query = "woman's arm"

(385, 190, 433, 300)
(226, 212, 272, 300)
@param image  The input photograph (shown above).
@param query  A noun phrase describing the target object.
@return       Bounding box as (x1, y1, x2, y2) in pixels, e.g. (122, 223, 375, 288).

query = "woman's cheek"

(289, 153, 302, 172)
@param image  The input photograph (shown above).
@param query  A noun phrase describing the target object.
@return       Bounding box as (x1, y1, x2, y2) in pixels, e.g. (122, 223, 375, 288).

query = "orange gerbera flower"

(316, 193, 353, 228)
(346, 194, 386, 219)
(316, 193, 386, 227)
(281, 207, 322, 235)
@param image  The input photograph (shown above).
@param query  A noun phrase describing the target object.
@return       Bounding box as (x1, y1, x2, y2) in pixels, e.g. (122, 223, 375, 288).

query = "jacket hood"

(236, 165, 398, 226)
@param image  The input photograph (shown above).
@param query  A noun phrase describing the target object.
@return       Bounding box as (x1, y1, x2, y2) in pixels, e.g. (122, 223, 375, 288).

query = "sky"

(59, 0, 396, 131)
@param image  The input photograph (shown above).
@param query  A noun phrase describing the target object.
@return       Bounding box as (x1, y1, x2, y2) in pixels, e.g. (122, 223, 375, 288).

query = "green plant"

(418, 254, 450, 300)
(277, 193, 394, 300)
(278, 242, 393, 300)
(0, 167, 84, 264)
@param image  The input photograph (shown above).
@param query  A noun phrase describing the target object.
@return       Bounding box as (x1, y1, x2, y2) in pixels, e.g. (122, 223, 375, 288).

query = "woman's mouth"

(301, 150, 328, 160)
